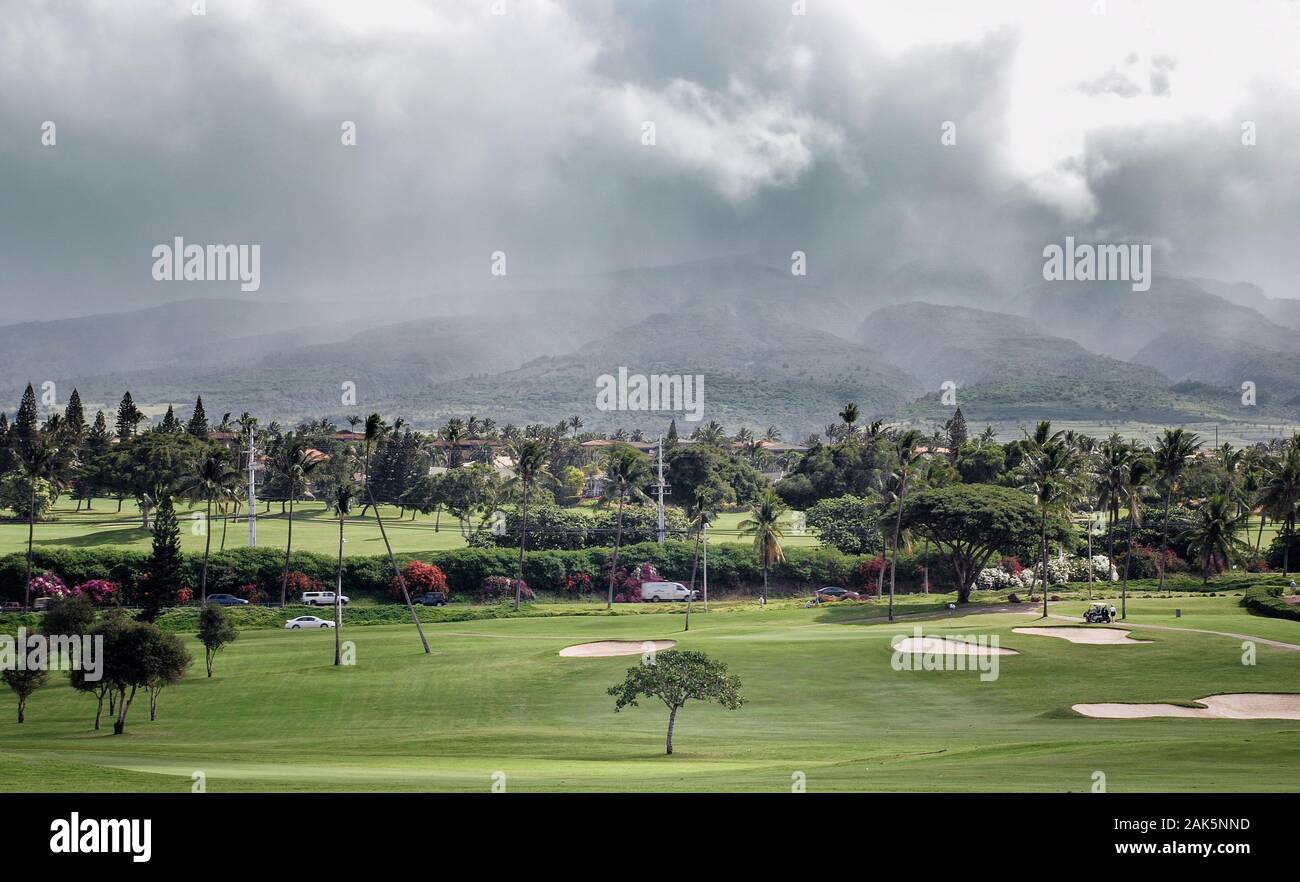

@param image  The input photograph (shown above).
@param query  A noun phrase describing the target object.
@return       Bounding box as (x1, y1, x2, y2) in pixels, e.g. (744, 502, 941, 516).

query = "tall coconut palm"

(1152, 428, 1201, 590)
(362, 413, 429, 653)
(886, 430, 923, 622)
(1259, 446, 1300, 575)
(16, 436, 69, 610)
(178, 446, 238, 603)
(442, 418, 466, 468)
(1119, 451, 1154, 619)
(685, 489, 716, 615)
(509, 438, 550, 611)
(1097, 434, 1130, 577)
(740, 489, 788, 606)
(1178, 494, 1251, 583)
(599, 444, 651, 609)
(273, 437, 321, 607)
(1017, 439, 1080, 618)
(329, 480, 355, 665)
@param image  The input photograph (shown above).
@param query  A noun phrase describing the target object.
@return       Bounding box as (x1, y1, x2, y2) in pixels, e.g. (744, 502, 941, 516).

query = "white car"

(285, 615, 335, 630)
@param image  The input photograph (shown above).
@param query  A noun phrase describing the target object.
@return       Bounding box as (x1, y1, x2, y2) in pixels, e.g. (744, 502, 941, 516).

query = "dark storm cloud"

(0, 0, 1297, 323)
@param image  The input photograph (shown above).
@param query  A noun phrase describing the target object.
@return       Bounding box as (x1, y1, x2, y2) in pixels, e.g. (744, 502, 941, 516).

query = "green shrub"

(1243, 585, 1300, 622)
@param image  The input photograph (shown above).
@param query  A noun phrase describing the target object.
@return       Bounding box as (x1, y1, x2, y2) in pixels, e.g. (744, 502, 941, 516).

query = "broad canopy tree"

(899, 483, 1066, 602)
(608, 649, 745, 755)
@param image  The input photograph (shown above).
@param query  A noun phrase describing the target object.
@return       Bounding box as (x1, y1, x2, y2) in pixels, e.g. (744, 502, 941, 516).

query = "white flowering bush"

(977, 553, 1116, 592)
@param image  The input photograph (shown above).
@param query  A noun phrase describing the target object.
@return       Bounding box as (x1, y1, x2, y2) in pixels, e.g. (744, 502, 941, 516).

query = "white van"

(640, 582, 696, 602)
(301, 591, 349, 606)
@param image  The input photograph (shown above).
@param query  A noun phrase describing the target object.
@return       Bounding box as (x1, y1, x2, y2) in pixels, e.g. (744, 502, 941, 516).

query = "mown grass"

(1, 594, 1297, 792)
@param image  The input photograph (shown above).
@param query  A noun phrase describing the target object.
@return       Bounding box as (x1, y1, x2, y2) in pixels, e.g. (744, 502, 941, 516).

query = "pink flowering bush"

(73, 579, 121, 606)
(29, 571, 70, 598)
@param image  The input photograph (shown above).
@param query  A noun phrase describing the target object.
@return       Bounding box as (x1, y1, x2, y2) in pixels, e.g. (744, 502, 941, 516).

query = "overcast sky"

(3, 0, 1299, 321)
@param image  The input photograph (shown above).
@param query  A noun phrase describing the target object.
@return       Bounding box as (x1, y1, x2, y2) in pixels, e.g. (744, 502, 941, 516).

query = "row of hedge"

(1242, 584, 1300, 621)
(0, 543, 904, 601)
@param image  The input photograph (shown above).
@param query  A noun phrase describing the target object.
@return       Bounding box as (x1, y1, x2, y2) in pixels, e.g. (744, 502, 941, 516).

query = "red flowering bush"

(74, 579, 121, 606)
(1000, 556, 1024, 575)
(853, 556, 886, 593)
(236, 583, 267, 604)
(283, 571, 324, 602)
(177, 587, 194, 605)
(389, 560, 448, 601)
(478, 575, 534, 603)
(561, 572, 592, 594)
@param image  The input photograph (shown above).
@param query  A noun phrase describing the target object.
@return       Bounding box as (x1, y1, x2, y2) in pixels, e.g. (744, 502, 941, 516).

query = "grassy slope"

(0, 498, 821, 558)
(1, 595, 1297, 792)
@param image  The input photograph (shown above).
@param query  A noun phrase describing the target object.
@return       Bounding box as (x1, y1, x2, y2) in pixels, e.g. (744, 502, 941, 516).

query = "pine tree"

(88, 411, 110, 454)
(0, 412, 10, 474)
(945, 406, 968, 452)
(115, 392, 142, 440)
(186, 396, 208, 439)
(666, 419, 679, 448)
(63, 388, 86, 444)
(14, 384, 38, 453)
(159, 405, 179, 433)
(142, 495, 184, 621)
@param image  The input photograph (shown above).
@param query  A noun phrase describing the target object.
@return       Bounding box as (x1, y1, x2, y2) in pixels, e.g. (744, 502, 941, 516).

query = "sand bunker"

(1073, 693, 1300, 720)
(1012, 626, 1151, 645)
(559, 640, 677, 658)
(891, 636, 1018, 656)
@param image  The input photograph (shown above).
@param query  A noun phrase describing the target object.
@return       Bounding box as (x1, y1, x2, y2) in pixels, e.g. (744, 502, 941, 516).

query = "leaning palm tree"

(685, 488, 716, 600)
(362, 414, 429, 653)
(177, 446, 237, 603)
(1259, 446, 1300, 575)
(1017, 439, 1080, 618)
(16, 436, 69, 610)
(599, 444, 651, 609)
(1177, 495, 1251, 583)
(740, 489, 788, 606)
(838, 403, 859, 439)
(886, 430, 923, 622)
(509, 438, 550, 611)
(1097, 434, 1130, 577)
(329, 480, 356, 665)
(274, 438, 320, 607)
(1152, 428, 1201, 590)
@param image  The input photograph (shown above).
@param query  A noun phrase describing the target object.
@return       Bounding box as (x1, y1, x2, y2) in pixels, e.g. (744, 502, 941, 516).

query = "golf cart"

(1083, 601, 1117, 624)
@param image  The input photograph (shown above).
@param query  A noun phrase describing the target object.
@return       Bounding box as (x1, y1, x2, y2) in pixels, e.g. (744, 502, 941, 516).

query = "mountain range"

(5, 260, 1299, 439)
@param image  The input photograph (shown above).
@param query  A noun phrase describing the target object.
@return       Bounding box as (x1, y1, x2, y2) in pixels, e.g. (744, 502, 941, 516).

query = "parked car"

(640, 581, 697, 602)
(301, 591, 349, 606)
(815, 586, 849, 597)
(32, 597, 51, 611)
(2, 601, 22, 612)
(417, 592, 448, 606)
(206, 593, 249, 606)
(285, 615, 334, 629)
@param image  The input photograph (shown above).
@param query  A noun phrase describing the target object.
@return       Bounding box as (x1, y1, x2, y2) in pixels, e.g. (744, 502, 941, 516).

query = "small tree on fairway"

(607, 649, 745, 755)
(197, 603, 238, 678)
(3, 668, 48, 723)
(142, 628, 191, 721)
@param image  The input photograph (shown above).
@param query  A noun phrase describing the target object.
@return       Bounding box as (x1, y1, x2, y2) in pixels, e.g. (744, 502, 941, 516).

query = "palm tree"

(274, 438, 320, 606)
(16, 436, 69, 610)
(887, 430, 923, 622)
(1119, 451, 1154, 619)
(1097, 434, 1130, 579)
(1178, 495, 1250, 583)
(685, 489, 716, 612)
(509, 438, 550, 611)
(329, 481, 355, 665)
(1152, 428, 1201, 590)
(599, 444, 651, 609)
(442, 418, 466, 468)
(1259, 446, 1300, 575)
(178, 446, 237, 603)
(1018, 439, 1080, 618)
(838, 403, 859, 439)
(362, 414, 429, 653)
(740, 489, 788, 606)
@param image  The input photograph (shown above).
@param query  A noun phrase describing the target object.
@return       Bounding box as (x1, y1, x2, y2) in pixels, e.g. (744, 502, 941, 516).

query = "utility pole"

(656, 435, 666, 545)
(246, 424, 257, 547)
